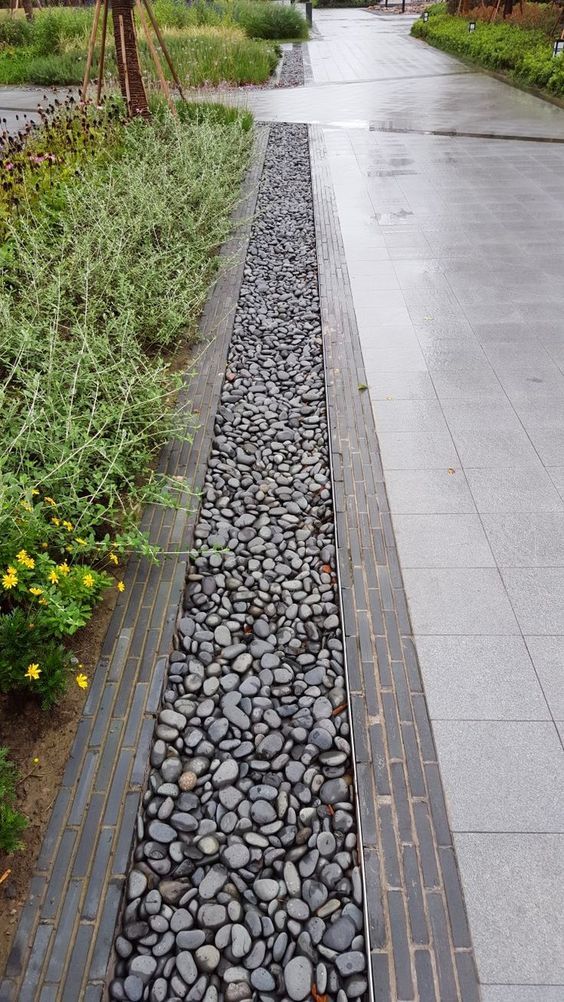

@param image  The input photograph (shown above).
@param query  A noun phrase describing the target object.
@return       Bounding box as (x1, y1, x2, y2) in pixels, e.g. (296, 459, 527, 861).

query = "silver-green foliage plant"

(0, 107, 252, 519)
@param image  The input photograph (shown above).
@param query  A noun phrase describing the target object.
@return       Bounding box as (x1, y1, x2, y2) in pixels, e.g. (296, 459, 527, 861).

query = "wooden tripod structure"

(81, 0, 185, 117)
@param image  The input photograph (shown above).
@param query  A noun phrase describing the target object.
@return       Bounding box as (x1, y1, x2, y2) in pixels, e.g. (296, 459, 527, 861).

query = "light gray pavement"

(240, 10, 564, 1000)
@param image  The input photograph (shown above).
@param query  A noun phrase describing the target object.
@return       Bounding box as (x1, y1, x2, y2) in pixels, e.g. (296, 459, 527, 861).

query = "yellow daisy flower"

(2, 568, 18, 589)
(109, 552, 119, 565)
(48, 570, 59, 585)
(116, 581, 125, 593)
(57, 562, 70, 576)
(75, 538, 87, 546)
(44, 497, 56, 506)
(25, 663, 41, 681)
(76, 673, 88, 689)
(83, 573, 94, 588)
(62, 520, 74, 532)
(51, 516, 60, 527)
(29, 586, 43, 596)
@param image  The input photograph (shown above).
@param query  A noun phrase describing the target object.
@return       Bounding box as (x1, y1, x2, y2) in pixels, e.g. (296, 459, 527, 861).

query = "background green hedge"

(412, 6, 564, 98)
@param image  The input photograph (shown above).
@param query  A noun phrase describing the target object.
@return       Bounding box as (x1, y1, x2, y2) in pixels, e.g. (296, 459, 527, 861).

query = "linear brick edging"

(309, 124, 481, 1002)
(0, 126, 270, 1002)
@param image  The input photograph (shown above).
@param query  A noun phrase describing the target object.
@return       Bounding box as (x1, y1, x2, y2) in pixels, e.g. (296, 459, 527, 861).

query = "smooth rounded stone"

(212, 760, 239, 788)
(273, 931, 288, 962)
(150, 979, 169, 1002)
(177, 951, 198, 986)
(283, 861, 301, 897)
(153, 930, 175, 957)
(115, 936, 132, 959)
(319, 778, 349, 805)
(254, 878, 279, 902)
(148, 821, 177, 844)
(317, 832, 336, 857)
(287, 899, 309, 921)
(316, 899, 340, 920)
(197, 903, 227, 929)
(170, 812, 198, 834)
(231, 924, 252, 959)
(257, 732, 284, 759)
(244, 939, 266, 970)
(303, 880, 327, 913)
(347, 976, 368, 998)
(151, 741, 167, 768)
(219, 785, 244, 810)
(284, 956, 313, 1001)
(250, 968, 276, 992)
(322, 915, 356, 951)
(124, 975, 144, 1002)
(232, 653, 253, 674)
(176, 930, 206, 952)
(127, 871, 147, 901)
(323, 614, 339, 631)
(335, 952, 365, 977)
(248, 784, 277, 802)
(198, 835, 220, 856)
(198, 865, 228, 899)
(170, 909, 193, 933)
(222, 697, 250, 731)
(160, 710, 187, 732)
(250, 800, 277, 825)
(309, 727, 332, 751)
(225, 984, 251, 1002)
(195, 945, 220, 972)
(316, 964, 327, 994)
(222, 843, 251, 869)
(214, 625, 232, 647)
(224, 967, 250, 984)
(130, 955, 157, 982)
(179, 772, 198, 792)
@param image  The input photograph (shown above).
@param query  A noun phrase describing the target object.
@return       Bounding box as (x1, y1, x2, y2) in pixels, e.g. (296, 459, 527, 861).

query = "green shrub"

(412, 11, 564, 97)
(0, 748, 27, 855)
(0, 17, 32, 47)
(0, 610, 72, 707)
(234, 1, 308, 40)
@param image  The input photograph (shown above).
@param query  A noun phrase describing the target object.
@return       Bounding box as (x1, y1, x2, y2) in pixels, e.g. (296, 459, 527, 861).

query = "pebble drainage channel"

(109, 123, 369, 1002)
(277, 45, 305, 88)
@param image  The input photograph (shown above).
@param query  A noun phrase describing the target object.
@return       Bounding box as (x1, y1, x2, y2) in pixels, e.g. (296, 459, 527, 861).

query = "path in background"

(242, 10, 564, 1001)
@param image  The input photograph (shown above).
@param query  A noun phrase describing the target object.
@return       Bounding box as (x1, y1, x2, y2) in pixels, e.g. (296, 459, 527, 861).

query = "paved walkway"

(242, 10, 564, 1001)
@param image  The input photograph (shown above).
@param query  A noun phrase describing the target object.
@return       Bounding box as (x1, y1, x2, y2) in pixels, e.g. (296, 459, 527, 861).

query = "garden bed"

(0, 97, 254, 975)
(412, 3, 564, 99)
(0, 1, 307, 88)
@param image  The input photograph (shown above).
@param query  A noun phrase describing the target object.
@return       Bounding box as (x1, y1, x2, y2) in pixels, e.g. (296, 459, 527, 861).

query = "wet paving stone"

(109, 123, 367, 1002)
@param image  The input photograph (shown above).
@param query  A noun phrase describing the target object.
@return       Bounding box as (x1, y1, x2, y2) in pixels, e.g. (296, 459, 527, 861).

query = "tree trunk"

(503, 0, 513, 16)
(111, 0, 149, 117)
(22, 0, 34, 21)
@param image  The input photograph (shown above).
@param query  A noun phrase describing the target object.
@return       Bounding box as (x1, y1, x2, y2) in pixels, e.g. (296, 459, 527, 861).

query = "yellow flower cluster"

(2, 565, 18, 589)
(16, 549, 35, 569)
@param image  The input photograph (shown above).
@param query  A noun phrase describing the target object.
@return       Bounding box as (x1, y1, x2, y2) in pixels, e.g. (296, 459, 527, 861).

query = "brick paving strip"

(0, 122, 480, 1002)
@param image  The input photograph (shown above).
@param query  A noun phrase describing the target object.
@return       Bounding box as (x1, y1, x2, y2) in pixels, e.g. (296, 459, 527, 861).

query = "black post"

(305, 0, 312, 25)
